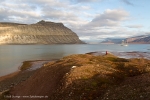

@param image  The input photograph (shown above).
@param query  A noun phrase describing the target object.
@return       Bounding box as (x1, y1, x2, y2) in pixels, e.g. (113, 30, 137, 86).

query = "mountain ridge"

(101, 35, 150, 44)
(126, 35, 150, 44)
(0, 20, 83, 44)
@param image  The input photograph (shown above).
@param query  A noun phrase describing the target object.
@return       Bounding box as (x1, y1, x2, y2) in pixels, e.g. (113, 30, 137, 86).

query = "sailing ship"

(121, 40, 128, 46)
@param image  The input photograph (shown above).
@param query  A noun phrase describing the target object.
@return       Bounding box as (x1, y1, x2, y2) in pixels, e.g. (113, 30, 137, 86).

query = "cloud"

(78, 28, 148, 42)
(122, 0, 134, 6)
(0, 5, 41, 23)
(0, 0, 91, 24)
(0, 0, 148, 42)
(71, 0, 99, 3)
(126, 25, 143, 28)
(0, 0, 73, 23)
(2, 2, 37, 10)
(85, 9, 129, 28)
(69, 9, 148, 42)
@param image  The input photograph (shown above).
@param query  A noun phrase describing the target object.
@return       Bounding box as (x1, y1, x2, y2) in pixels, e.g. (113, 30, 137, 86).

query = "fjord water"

(0, 44, 150, 76)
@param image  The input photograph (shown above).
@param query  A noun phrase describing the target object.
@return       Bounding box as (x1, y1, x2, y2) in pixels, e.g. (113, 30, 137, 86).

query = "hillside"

(101, 35, 150, 44)
(101, 38, 123, 44)
(0, 20, 83, 44)
(126, 35, 150, 44)
(3, 53, 150, 100)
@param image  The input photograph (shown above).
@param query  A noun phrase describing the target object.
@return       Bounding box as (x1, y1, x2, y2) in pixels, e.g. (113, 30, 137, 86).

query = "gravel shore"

(0, 60, 51, 94)
(0, 70, 36, 94)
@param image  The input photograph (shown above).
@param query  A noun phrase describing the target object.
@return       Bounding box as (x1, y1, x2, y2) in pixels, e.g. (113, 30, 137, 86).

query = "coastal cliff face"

(0, 20, 83, 44)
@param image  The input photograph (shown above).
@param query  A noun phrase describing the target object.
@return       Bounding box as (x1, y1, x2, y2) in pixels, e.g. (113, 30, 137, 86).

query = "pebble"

(72, 66, 77, 69)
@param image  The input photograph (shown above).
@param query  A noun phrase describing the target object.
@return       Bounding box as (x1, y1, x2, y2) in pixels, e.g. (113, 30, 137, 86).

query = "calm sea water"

(0, 44, 150, 76)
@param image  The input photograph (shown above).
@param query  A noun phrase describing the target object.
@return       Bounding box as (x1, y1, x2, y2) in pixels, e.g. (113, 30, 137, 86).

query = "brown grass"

(0, 71, 20, 82)
(9, 53, 150, 100)
(20, 61, 32, 71)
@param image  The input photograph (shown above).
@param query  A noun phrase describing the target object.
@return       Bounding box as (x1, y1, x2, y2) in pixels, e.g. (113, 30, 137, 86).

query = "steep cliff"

(0, 20, 83, 44)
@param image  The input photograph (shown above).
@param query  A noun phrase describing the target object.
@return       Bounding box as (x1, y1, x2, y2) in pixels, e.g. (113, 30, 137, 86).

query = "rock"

(72, 66, 77, 69)
(0, 20, 83, 44)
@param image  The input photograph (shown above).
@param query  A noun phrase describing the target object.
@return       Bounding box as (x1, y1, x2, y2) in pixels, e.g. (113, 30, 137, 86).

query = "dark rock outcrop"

(0, 20, 83, 44)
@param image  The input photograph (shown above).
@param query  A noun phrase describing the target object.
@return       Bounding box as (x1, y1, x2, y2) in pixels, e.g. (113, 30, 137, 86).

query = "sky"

(0, 0, 150, 42)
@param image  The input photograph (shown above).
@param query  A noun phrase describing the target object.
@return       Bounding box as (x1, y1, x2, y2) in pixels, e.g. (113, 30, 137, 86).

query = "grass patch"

(116, 63, 146, 77)
(106, 57, 129, 62)
(20, 61, 32, 71)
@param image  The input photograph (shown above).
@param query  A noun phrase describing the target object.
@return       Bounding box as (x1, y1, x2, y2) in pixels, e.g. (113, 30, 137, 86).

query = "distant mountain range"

(101, 35, 150, 44)
(101, 38, 123, 44)
(126, 35, 150, 44)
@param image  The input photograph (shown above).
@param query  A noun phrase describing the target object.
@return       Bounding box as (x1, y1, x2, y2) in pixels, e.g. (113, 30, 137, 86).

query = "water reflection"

(0, 44, 150, 76)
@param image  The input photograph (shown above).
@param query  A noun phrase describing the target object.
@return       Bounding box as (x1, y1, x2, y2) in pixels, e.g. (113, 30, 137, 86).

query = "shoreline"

(90, 51, 150, 60)
(0, 59, 57, 78)
(7, 52, 150, 100)
(1, 51, 150, 79)
(0, 71, 20, 82)
(0, 51, 150, 94)
(1, 51, 150, 80)
(0, 60, 55, 94)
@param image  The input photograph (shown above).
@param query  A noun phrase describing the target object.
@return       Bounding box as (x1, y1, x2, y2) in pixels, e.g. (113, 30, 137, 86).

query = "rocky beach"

(0, 60, 52, 95)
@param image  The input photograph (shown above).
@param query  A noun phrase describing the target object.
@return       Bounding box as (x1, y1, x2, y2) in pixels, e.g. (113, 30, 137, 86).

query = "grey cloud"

(0, 0, 70, 23)
(25, 0, 68, 8)
(122, 0, 134, 6)
(1, 2, 37, 10)
(70, 0, 103, 4)
(0, 7, 12, 21)
(85, 9, 129, 28)
(77, 28, 147, 42)
(146, 32, 150, 35)
(0, 6, 41, 23)
(41, 6, 79, 22)
(68, 9, 131, 40)
(74, 0, 98, 2)
(0, 0, 88, 25)
(126, 25, 143, 28)
(2, 0, 67, 10)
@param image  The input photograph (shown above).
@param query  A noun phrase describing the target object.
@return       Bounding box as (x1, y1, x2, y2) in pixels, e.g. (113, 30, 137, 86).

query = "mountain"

(101, 38, 123, 44)
(101, 35, 150, 44)
(126, 35, 150, 44)
(0, 20, 83, 44)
